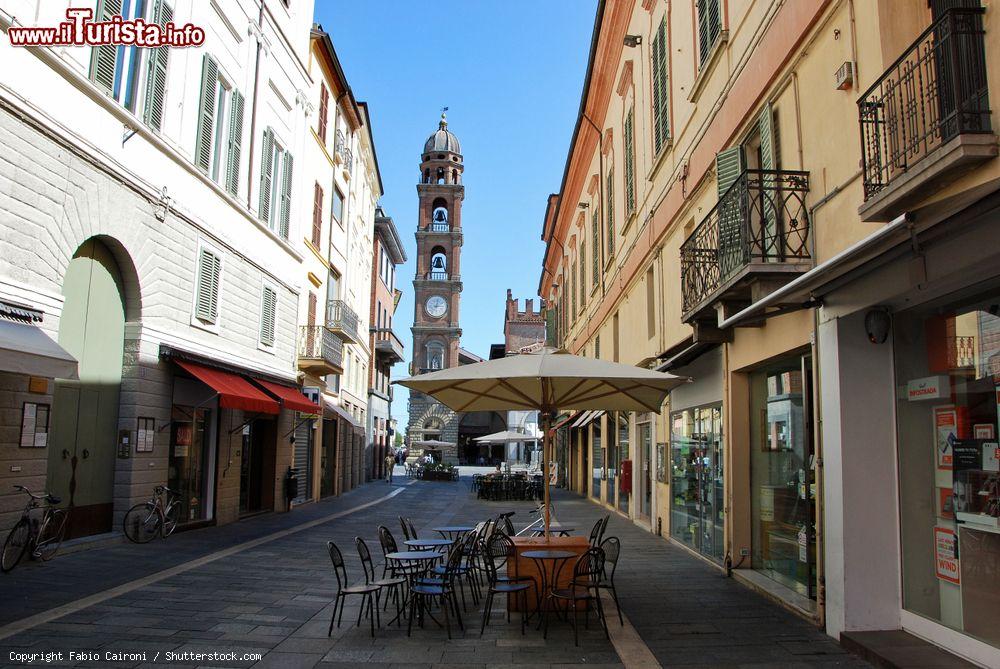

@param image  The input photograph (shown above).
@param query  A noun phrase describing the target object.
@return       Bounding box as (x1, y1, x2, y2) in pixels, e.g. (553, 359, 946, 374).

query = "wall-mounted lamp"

(864, 307, 891, 344)
(624, 35, 642, 48)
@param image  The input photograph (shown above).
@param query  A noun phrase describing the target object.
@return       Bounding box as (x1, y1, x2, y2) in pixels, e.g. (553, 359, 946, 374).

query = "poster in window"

(934, 405, 969, 471)
(938, 487, 955, 520)
(934, 526, 960, 585)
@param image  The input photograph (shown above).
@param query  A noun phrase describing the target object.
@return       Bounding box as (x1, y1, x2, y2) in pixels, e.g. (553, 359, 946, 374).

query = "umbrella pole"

(542, 412, 552, 538)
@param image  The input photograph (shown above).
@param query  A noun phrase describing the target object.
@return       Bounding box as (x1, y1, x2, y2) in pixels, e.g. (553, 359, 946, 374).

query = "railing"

(342, 147, 353, 176)
(298, 325, 343, 370)
(430, 222, 450, 232)
(326, 299, 360, 342)
(334, 130, 346, 161)
(426, 271, 449, 281)
(859, 8, 990, 201)
(680, 169, 811, 315)
(373, 328, 405, 362)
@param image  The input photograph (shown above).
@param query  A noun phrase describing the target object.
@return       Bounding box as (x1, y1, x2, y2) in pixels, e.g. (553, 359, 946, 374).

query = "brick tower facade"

(503, 289, 546, 354)
(406, 114, 465, 463)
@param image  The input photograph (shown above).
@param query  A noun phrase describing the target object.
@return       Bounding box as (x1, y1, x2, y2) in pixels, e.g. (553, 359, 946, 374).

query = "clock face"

(425, 295, 448, 318)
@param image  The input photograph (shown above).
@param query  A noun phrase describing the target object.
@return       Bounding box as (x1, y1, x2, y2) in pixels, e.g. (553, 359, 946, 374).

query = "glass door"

(638, 418, 653, 521)
(617, 412, 630, 514)
(670, 404, 724, 562)
(168, 406, 211, 524)
(591, 420, 603, 500)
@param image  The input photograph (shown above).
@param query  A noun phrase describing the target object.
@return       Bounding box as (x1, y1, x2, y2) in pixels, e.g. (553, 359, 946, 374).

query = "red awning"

(256, 379, 321, 414)
(174, 360, 279, 415)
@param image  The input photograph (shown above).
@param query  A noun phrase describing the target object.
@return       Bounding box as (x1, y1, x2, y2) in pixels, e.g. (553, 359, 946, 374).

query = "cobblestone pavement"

(0, 476, 869, 668)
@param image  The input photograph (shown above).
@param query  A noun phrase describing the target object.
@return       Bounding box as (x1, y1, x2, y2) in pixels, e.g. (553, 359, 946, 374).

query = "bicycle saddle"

(46, 494, 61, 504)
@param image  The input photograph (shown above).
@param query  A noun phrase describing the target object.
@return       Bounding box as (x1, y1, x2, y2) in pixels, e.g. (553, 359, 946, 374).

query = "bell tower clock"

(407, 113, 465, 463)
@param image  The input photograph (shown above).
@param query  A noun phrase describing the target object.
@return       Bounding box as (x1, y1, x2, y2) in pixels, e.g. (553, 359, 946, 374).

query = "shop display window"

(617, 412, 630, 514)
(894, 286, 1000, 650)
(168, 405, 211, 524)
(591, 421, 603, 500)
(670, 404, 724, 562)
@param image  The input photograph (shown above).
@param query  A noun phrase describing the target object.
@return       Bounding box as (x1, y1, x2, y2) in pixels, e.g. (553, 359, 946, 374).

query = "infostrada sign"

(907, 375, 951, 401)
(8, 8, 205, 48)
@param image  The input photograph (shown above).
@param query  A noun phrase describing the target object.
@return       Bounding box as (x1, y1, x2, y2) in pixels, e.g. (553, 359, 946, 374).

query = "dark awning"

(256, 379, 321, 414)
(174, 360, 279, 414)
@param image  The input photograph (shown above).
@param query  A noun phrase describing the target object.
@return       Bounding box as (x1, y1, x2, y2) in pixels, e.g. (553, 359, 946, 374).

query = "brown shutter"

(318, 83, 329, 142)
(312, 183, 323, 247)
(308, 291, 317, 326)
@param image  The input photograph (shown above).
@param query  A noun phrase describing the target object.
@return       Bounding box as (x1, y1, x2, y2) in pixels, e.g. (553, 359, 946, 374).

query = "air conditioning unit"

(835, 61, 855, 90)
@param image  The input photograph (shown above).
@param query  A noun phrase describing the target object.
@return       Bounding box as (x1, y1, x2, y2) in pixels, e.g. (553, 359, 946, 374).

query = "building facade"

(0, 0, 319, 536)
(367, 206, 406, 480)
(406, 114, 466, 465)
(540, 1, 1000, 665)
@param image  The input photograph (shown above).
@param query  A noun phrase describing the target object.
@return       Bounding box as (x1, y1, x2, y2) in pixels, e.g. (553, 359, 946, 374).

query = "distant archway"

(457, 411, 507, 465)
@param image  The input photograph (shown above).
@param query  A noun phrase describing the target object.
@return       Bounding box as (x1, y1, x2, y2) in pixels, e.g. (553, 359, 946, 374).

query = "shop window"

(591, 420, 603, 500)
(617, 412, 630, 514)
(670, 404, 724, 562)
(894, 286, 1000, 651)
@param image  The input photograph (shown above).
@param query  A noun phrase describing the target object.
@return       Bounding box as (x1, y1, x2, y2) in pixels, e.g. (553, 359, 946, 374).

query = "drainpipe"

(246, 1, 266, 210)
(812, 308, 827, 630)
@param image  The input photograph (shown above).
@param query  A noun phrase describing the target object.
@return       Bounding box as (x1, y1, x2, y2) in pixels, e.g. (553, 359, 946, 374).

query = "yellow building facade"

(541, 1, 1000, 664)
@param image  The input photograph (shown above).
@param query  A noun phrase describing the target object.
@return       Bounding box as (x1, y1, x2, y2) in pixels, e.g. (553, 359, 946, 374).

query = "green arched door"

(48, 238, 126, 537)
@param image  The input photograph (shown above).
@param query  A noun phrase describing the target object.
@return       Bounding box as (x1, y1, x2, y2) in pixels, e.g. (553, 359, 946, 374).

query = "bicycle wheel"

(35, 509, 68, 561)
(161, 502, 180, 538)
(1, 519, 30, 572)
(123, 503, 161, 543)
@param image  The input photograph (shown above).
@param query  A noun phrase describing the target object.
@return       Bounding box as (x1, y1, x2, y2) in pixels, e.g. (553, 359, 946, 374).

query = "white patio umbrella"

(411, 439, 457, 448)
(395, 347, 688, 536)
(473, 430, 540, 443)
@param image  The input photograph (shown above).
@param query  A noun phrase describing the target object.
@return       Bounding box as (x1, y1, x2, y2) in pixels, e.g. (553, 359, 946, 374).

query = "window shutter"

(279, 152, 293, 239)
(260, 286, 277, 346)
(624, 108, 635, 217)
(715, 145, 745, 199)
(758, 103, 778, 255)
(651, 17, 670, 154)
(571, 258, 578, 319)
(318, 84, 329, 142)
(195, 248, 221, 323)
(194, 54, 218, 174)
(225, 90, 245, 196)
(698, 0, 722, 67)
(606, 169, 615, 258)
(591, 210, 599, 287)
(579, 241, 586, 306)
(312, 183, 323, 247)
(307, 291, 317, 326)
(89, 0, 123, 94)
(259, 128, 275, 223)
(142, 0, 172, 131)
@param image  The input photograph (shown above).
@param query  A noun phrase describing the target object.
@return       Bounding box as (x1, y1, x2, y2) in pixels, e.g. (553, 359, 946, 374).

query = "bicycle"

(512, 502, 558, 537)
(123, 485, 181, 543)
(1, 485, 69, 573)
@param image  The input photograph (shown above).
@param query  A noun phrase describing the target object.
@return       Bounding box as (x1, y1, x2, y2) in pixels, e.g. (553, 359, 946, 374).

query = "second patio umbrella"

(395, 347, 687, 535)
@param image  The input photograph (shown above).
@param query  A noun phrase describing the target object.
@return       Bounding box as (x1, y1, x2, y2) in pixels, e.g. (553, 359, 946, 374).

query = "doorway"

(670, 404, 725, 562)
(48, 238, 128, 538)
(637, 415, 653, 522)
(240, 417, 276, 515)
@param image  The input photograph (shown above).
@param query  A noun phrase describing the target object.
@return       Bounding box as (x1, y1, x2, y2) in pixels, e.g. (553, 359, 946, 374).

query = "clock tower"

(407, 113, 465, 462)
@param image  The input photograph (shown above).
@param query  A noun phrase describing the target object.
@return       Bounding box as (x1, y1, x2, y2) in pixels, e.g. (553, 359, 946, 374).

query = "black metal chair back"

(356, 536, 377, 584)
(378, 525, 398, 556)
(406, 517, 418, 540)
(486, 531, 516, 572)
(600, 536, 620, 580)
(570, 546, 605, 587)
(600, 515, 610, 541)
(399, 516, 412, 541)
(589, 515, 608, 547)
(327, 541, 349, 590)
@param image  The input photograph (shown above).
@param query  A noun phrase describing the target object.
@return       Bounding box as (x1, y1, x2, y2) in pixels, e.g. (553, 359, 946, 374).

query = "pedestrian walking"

(384, 453, 395, 483)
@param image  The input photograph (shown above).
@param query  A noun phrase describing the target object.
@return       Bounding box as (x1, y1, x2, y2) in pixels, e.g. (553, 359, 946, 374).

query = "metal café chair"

(356, 537, 407, 622)
(479, 539, 532, 636)
(327, 541, 380, 638)
(598, 536, 623, 625)
(545, 547, 609, 646)
(407, 542, 465, 639)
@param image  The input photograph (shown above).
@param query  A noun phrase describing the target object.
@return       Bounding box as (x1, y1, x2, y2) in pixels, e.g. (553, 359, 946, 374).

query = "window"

(595, 335, 601, 360)
(624, 107, 636, 217)
(260, 285, 277, 347)
(194, 54, 245, 195)
(89, 0, 173, 131)
(311, 182, 323, 247)
(426, 342, 444, 370)
(591, 209, 599, 287)
(579, 241, 586, 309)
(317, 83, 329, 142)
(606, 169, 616, 260)
(259, 128, 293, 238)
(327, 270, 341, 301)
(571, 256, 578, 323)
(331, 187, 345, 225)
(651, 16, 670, 154)
(646, 267, 656, 339)
(195, 247, 222, 324)
(613, 312, 620, 362)
(697, 0, 722, 68)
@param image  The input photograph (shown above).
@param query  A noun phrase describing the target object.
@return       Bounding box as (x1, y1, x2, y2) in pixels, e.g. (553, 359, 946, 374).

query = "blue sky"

(314, 0, 598, 428)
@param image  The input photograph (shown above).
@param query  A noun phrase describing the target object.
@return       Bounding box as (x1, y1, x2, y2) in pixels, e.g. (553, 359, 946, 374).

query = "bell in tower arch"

(431, 256, 446, 271)
(434, 209, 447, 223)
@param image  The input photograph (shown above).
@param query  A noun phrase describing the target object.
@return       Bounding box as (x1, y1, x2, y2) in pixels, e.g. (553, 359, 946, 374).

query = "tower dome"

(424, 112, 461, 155)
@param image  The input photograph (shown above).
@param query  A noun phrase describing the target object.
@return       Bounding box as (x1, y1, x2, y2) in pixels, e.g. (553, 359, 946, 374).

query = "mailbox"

(620, 459, 632, 493)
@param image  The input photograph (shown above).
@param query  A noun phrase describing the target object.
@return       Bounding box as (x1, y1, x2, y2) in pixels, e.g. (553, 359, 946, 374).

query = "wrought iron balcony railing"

(298, 325, 343, 373)
(334, 130, 346, 163)
(326, 299, 360, 343)
(343, 146, 354, 177)
(680, 169, 811, 317)
(859, 7, 990, 201)
(373, 328, 405, 363)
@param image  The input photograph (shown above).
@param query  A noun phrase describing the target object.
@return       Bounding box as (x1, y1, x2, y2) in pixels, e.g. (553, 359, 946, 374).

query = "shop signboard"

(934, 526, 960, 585)
(908, 375, 951, 401)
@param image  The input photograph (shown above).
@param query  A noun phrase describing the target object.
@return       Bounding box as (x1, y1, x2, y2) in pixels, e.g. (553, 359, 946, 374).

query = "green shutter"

(571, 258, 578, 319)
(194, 54, 218, 174)
(606, 169, 615, 258)
(260, 286, 277, 346)
(279, 152, 294, 239)
(142, 0, 172, 131)
(651, 17, 670, 154)
(715, 145, 745, 199)
(90, 0, 123, 94)
(195, 248, 221, 323)
(259, 128, 275, 223)
(579, 242, 586, 308)
(624, 108, 635, 217)
(758, 103, 778, 258)
(591, 210, 599, 287)
(225, 90, 245, 196)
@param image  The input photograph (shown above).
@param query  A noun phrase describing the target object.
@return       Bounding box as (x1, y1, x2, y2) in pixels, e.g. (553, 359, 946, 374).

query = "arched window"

(431, 197, 449, 230)
(423, 168, 430, 184)
(429, 246, 447, 279)
(425, 342, 445, 370)
(452, 169, 458, 184)
(436, 167, 445, 184)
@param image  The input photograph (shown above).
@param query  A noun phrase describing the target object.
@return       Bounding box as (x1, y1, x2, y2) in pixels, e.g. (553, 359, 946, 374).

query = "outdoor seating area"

(325, 509, 619, 645)
(473, 472, 543, 501)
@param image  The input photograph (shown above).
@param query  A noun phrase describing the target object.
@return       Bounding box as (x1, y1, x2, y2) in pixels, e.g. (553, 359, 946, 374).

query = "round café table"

(404, 538, 454, 551)
(522, 549, 577, 627)
(433, 525, 475, 540)
(384, 550, 442, 627)
(529, 524, 575, 537)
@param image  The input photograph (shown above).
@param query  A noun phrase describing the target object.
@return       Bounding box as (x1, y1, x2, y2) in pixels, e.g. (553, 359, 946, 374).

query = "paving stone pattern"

(0, 477, 870, 668)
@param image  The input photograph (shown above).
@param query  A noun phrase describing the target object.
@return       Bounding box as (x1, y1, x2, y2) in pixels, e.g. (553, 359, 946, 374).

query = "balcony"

(430, 222, 450, 232)
(298, 325, 343, 376)
(680, 169, 812, 330)
(426, 271, 449, 281)
(326, 299, 361, 343)
(333, 130, 346, 164)
(342, 146, 353, 179)
(373, 328, 405, 363)
(858, 7, 994, 221)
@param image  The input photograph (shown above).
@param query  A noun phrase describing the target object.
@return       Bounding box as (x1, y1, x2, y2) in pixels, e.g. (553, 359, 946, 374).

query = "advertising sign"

(935, 406, 958, 470)
(908, 375, 951, 401)
(934, 526, 960, 585)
